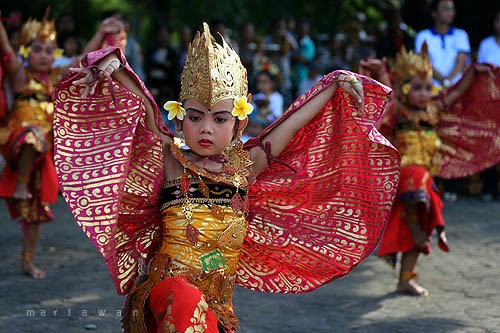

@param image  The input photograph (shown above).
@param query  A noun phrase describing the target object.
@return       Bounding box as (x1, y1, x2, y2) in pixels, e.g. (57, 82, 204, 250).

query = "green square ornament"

(200, 249, 226, 271)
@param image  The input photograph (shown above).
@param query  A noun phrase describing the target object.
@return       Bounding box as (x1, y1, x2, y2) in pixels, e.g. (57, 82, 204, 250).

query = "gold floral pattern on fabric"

(158, 198, 245, 331)
(159, 293, 176, 333)
(236, 71, 400, 294)
(54, 56, 165, 295)
(0, 70, 59, 146)
(185, 298, 210, 333)
(437, 67, 500, 178)
(395, 130, 441, 175)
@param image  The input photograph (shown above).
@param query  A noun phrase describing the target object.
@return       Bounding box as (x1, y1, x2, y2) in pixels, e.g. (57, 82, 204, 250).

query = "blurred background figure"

(344, 12, 377, 70)
(415, 0, 470, 88)
(415, 0, 471, 202)
(316, 32, 350, 73)
(375, 0, 416, 64)
(177, 25, 193, 74)
(145, 22, 180, 105)
(297, 62, 323, 97)
(477, 9, 500, 65)
(477, 8, 500, 201)
(262, 17, 297, 106)
(237, 22, 262, 92)
(292, 18, 316, 99)
(251, 70, 284, 125)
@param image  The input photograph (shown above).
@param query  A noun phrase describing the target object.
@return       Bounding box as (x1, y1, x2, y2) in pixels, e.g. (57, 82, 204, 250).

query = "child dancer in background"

(0, 9, 123, 279)
(361, 45, 500, 296)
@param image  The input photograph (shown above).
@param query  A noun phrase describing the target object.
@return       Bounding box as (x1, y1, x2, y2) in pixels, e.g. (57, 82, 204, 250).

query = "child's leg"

(13, 144, 36, 199)
(21, 221, 46, 279)
(406, 204, 430, 253)
(397, 203, 429, 296)
(398, 248, 428, 296)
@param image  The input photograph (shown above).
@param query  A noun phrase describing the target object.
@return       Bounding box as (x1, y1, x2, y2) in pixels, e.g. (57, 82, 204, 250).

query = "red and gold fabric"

(378, 165, 444, 257)
(437, 65, 500, 178)
(125, 175, 248, 332)
(0, 64, 7, 124)
(380, 65, 500, 180)
(54, 47, 401, 331)
(0, 70, 59, 222)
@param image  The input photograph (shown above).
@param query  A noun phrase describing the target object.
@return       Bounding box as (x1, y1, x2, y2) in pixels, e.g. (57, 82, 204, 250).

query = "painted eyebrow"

(186, 108, 232, 116)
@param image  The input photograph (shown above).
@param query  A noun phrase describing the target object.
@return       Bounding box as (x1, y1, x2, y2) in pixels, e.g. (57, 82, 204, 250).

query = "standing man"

(415, 0, 470, 88)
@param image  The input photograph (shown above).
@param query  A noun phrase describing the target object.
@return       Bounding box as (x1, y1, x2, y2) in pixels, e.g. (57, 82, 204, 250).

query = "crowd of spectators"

(2, 2, 499, 199)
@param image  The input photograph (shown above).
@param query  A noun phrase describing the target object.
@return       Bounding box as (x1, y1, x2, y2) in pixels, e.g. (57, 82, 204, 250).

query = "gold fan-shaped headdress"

(391, 42, 433, 86)
(179, 22, 248, 108)
(19, 7, 57, 46)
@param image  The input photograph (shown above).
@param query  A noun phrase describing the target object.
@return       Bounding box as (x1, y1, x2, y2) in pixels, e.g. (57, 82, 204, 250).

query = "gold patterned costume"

(125, 139, 252, 332)
(54, 23, 401, 333)
(0, 69, 59, 222)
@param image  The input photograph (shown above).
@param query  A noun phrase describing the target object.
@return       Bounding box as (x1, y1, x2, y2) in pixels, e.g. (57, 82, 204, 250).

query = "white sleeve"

(414, 30, 426, 52)
(477, 39, 487, 63)
(455, 29, 471, 54)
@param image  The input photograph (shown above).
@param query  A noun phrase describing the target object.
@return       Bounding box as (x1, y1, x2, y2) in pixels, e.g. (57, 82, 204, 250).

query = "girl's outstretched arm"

(438, 64, 497, 110)
(249, 71, 364, 176)
(0, 12, 24, 87)
(70, 53, 167, 141)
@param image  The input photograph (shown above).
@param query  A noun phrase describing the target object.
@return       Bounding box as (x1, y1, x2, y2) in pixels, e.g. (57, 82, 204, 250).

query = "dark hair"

(430, 0, 450, 12)
(100, 10, 121, 21)
(255, 70, 277, 84)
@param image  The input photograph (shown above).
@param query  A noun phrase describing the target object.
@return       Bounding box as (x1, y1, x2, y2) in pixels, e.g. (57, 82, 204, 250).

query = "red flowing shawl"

(54, 47, 400, 295)
(437, 65, 500, 178)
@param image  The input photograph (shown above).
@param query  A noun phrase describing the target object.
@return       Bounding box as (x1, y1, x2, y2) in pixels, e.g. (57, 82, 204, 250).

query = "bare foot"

(397, 279, 429, 296)
(21, 261, 46, 279)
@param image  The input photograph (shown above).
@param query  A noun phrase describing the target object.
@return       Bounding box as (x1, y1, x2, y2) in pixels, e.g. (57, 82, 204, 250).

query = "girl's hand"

(474, 63, 497, 79)
(70, 56, 122, 97)
(99, 17, 125, 35)
(337, 71, 364, 115)
(359, 58, 386, 78)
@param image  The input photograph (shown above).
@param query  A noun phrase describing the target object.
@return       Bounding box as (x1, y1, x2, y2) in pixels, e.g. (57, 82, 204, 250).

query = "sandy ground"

(1, 194, 499, 333)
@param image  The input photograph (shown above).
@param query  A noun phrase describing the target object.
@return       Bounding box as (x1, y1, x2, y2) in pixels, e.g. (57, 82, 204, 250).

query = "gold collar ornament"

(163, 22, 253, 120)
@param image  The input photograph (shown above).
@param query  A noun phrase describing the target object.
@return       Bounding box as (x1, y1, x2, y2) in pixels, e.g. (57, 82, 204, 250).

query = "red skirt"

(0, 126, 58, 222)
(378, 165, 444, 256)
(146, 277, 226, 333)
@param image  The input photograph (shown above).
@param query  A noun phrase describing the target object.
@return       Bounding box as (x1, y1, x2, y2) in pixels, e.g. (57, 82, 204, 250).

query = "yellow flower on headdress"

(19, 45, 31, 59)
(163, 101, 186, 121)
(232, 96, 253, 120)
(431, 85, 442, 97)
(401, 83, 411, 95)
(53, 48, 64, 59)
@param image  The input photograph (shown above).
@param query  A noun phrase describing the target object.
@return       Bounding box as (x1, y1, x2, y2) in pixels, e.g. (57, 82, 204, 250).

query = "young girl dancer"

(54, 23, 401, 332)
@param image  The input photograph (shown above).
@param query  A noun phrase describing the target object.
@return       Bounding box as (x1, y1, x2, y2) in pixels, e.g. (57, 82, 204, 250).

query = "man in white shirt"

(477, 10, 500, 66)
(415, 0, 470, 88)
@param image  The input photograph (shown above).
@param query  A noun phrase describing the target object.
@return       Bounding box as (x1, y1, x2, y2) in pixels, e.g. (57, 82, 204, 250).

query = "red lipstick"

(199, 139, 213, 147)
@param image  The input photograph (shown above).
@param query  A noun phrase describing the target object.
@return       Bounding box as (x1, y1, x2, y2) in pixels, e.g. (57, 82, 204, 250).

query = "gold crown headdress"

(391, 42, 432, 86)
(19, 7, 57, 46)
(179, 22, 248, 108)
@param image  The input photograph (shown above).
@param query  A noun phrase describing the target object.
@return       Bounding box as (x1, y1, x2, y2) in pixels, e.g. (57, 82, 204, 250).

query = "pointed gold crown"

(179, 22, 248, 108)
(20, 7, 57, 46)
(391, 42, 432, 86)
